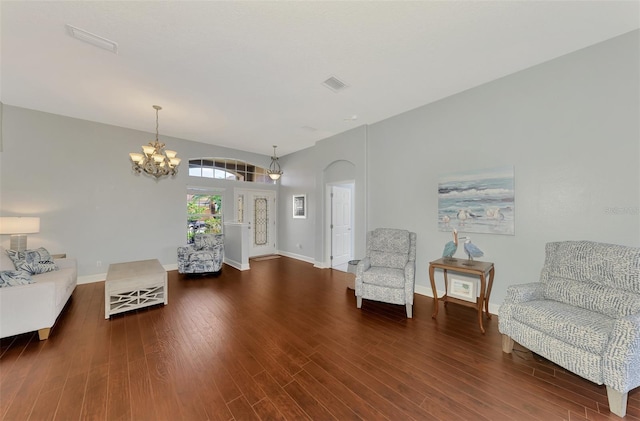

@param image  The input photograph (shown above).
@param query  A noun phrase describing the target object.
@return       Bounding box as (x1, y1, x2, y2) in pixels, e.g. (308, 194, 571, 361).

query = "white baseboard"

(224, 258, 250, 271)
(277, 250, 315, 265)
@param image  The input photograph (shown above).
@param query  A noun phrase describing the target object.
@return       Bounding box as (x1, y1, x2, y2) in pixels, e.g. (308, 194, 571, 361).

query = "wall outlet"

(96, 260, 102, 268)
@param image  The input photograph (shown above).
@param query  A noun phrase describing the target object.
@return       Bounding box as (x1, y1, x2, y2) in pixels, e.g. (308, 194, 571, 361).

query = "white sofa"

(0, 247, 77, 340)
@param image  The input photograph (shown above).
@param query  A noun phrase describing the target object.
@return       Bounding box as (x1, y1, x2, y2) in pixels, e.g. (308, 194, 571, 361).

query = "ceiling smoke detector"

(322, 75, 349, 93)
(66, 24, 118, 54)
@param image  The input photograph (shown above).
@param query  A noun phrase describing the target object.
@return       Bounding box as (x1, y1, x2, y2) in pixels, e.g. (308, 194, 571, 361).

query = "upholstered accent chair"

(177, 234, 224, 275)
(499, 241, 640, 417)
(355, 228, 417, 318)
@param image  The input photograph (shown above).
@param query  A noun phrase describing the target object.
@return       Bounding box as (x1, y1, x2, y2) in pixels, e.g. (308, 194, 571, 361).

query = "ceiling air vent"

(322, 76, 349, 93)
(66, 24, 118, 54)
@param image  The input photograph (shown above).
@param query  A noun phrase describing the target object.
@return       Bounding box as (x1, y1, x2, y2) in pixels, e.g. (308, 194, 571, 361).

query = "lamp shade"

(0, 217, 40, 234)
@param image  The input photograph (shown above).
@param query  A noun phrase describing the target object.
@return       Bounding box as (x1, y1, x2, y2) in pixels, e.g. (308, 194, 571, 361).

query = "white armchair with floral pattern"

(177, 234, 224, 275)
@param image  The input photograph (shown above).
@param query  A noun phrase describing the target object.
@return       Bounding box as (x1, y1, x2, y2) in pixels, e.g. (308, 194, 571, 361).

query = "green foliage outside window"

(187, 194, 223, 243)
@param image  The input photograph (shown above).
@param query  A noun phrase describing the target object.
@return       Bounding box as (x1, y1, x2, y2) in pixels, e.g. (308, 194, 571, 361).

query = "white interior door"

(331, 185, 353, 267)
(246, 190, 276, 257)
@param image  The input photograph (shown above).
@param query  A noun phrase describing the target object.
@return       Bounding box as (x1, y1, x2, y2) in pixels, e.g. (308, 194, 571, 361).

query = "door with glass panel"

(237, 190, 276, 257)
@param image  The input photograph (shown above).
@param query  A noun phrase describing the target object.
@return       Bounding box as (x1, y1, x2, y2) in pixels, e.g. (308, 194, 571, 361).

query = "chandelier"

(129, 105, 181, 179)
(267, 145, 283, 181)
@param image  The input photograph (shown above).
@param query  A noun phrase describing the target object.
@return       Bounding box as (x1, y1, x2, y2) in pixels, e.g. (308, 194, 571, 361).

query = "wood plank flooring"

(1, 256, 638, 421)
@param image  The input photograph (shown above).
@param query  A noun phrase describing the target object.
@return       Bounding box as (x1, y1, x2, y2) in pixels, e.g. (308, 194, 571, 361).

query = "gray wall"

(277, 125, 368, 267)
(365, 30, 639, 308)
(1, 30, 637, 312)
(0, 106, 275, 281)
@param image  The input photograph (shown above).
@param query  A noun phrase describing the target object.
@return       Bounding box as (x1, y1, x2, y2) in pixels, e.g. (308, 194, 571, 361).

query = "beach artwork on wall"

(438, 165, 515, 235)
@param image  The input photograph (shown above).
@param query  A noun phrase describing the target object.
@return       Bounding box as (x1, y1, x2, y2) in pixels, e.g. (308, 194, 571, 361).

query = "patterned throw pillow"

(6, 247, 58, 275)
(0, 270, 34, 287)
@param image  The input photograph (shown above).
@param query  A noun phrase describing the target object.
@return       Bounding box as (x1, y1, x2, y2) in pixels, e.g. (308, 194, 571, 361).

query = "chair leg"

(606, 386, 628, 417)
(406, 304, 412, 318)
(356, 296, 362, 309)
(502, 334, 514, 353)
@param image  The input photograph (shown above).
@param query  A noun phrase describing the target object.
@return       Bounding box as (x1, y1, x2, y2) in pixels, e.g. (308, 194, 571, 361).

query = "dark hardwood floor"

(1, 256, 638, 421)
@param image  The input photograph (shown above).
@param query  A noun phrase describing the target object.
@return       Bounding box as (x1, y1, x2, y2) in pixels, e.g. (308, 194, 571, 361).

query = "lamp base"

(9, 234, 27, 251)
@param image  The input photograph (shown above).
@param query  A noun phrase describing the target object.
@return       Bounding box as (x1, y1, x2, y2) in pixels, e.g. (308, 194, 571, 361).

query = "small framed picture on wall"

(293, 194, 306, 219)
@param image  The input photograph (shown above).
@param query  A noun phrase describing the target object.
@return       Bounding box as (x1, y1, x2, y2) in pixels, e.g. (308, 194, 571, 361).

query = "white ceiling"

(1, 1, 638, 156)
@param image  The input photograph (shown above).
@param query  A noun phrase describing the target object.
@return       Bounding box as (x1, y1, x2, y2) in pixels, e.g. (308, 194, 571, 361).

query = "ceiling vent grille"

(322, 76, 349, 93)
(66, 24, 118, 54)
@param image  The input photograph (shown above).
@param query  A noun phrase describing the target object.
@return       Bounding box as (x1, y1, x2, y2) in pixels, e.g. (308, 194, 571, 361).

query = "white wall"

(365, 30, 639, 308)
(0, 106, 275, 281)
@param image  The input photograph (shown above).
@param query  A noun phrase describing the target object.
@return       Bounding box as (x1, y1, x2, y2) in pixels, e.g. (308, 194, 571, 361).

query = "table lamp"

(0, 217, 40, 251)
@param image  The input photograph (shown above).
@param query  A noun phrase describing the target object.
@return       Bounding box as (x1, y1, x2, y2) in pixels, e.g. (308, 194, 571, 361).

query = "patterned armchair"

(355, 228, 417, 318)
(177, 234, 224, 275)
(499, 241, 640, 417)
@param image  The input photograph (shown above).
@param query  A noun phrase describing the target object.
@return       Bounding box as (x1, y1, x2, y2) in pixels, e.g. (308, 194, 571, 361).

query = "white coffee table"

(105, 259, 167, 319)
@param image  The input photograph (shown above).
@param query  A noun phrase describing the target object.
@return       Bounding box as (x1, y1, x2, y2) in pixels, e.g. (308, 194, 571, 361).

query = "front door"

(245, 190, 277, 257)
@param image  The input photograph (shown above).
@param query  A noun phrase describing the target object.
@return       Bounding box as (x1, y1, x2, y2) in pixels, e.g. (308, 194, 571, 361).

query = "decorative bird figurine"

(463, 237, 484, 261)
(442, 229, 459, 259)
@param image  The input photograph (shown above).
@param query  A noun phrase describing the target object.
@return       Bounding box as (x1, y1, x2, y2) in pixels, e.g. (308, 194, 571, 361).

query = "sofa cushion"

(0, 247, 15, 271)
(545, 277, 640, 318)
(362, 266, 405, 288)
(0, 270, 34, 287)
(512, 299, 614, 354)
(32, 267, 76, 309)
(7, 247, 58, 275)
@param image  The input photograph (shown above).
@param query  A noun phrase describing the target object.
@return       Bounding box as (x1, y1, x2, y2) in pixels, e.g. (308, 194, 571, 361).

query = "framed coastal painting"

(293, 194, 306, 219)
(448, 278, 477, 302)
(438, 165, 515, 235)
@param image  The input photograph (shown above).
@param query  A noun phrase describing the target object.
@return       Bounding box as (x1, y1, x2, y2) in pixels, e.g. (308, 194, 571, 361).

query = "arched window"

(188, 158, 272, 183)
